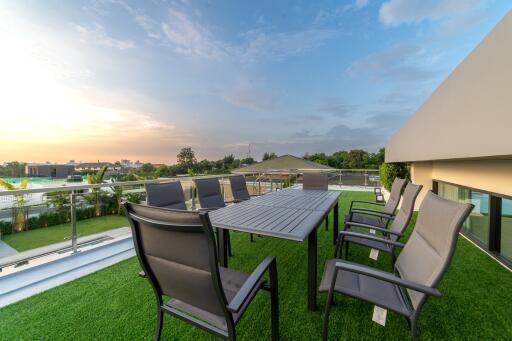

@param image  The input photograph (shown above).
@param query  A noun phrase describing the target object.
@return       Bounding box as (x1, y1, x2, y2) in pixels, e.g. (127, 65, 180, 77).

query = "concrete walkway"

(0, 240, 18, 258)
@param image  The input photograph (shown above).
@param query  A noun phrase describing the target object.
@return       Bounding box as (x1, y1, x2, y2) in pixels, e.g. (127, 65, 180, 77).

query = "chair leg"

(322, 289, 335, 341)
(391, 250, 396, 271)
(344, 241, 349, 260)
(325, 216, 329, 231)
(269, 260, 279, 341)
(410, 317, 418, 341)
(250, 233, 254, 242)
(227, 231, 233, 257)
(154, 307, 163, 341)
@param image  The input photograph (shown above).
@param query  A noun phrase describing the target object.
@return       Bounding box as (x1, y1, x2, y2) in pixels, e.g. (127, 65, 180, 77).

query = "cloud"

(355, 0, 369, 9)
(224, 86, 277, 111)
(319, 97, 357, 117)
(379, 0, 485, 26)
(258, 123, 385, 155)
(240, 28, 337, 63)
(74, 23, 135, 50)
(125, 6, 337, 63)
(346, 43, 438, 82)
(160, 9, 229, 59)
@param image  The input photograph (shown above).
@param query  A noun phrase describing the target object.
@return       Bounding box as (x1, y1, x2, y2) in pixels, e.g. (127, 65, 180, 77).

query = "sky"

(0, 0, 510, 164)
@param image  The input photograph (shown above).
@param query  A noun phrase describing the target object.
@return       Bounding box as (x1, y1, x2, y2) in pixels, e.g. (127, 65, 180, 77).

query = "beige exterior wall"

(411, 160, 512, 209)
(385, 11, 512, 163)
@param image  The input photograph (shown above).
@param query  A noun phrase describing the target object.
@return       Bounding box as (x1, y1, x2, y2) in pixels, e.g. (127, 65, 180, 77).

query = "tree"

(155, 165, 173, 177)
(141, 163, 155, 175)
(240, 157, 255, 165)
(177, 147, 197, 170)
(345, 150, 369, 169)
(0, 178, 29, 232)
(367, 148, 385, 169)
(87, 166, 108, 216)
(262, 152, 277, 161)
(0, 161, 26, 177)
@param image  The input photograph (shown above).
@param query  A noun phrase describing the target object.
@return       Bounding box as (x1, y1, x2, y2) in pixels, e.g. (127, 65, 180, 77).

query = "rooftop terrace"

(0, 191, 510, 340)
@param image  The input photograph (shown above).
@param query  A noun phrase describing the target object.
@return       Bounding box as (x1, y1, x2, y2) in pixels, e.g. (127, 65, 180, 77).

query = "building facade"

(25, 164, 75, 178)
(385, 11, 512, 267)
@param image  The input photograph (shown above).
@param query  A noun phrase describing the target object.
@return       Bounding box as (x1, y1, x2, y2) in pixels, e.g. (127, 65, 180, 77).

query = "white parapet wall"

(0, 228, 134, 308)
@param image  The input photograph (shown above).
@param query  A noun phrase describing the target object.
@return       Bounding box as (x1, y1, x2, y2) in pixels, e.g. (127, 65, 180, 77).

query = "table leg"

(218, 228, 228, 267)
(308, 228, 317, 311)
(333, 202, 339, 245)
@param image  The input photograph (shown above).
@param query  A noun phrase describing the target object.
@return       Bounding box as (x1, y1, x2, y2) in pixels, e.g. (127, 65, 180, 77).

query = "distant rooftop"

(232, 154, 334, 173)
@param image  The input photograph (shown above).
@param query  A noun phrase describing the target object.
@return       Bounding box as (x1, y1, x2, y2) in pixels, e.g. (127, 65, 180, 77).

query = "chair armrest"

(350, 208, 394, 220)
(196, 207, 223, 212)
(138, 271, 146, 278)
(350, 200, 385, 210)
(345, 221, 403, 237)
(339, 231, 405, 248)
(227, 256, 277, 313)
(334, 260, 441, 297)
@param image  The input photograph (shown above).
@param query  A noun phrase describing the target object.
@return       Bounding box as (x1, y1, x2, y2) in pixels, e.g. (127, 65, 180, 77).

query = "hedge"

(379, 162, 410, 191)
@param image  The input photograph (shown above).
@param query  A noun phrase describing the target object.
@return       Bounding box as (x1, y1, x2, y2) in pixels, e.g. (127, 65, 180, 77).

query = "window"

(501, 198, 512, 261)
(437, 182, 490, 246)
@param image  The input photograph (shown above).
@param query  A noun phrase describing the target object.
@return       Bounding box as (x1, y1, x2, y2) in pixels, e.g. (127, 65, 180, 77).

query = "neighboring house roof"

(76, 162, 114, 168)
(385, 11, 512, 163)
(232, 154, 334, 173)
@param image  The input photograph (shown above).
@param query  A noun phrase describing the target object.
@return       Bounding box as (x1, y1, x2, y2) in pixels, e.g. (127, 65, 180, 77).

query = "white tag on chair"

(372, 306, 387, 326)
(369, 248, 379, 260)
(369, 229, 376, 234)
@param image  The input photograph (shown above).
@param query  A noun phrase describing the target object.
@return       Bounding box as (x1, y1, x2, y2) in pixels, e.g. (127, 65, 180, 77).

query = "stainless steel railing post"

(70, 190, 77, 254)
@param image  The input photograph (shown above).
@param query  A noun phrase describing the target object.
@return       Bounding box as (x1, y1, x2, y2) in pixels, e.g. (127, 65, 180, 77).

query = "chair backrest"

(123, 202, 229, 317)
(383, 178, 407, 215)
(395, 192, 473, 310)
(229, 175, 250, 201)
(303, 173, 328, 190)
(195, 178, 226, 209)
(388, 183, 423, 237)
(145, 182, 187, 210)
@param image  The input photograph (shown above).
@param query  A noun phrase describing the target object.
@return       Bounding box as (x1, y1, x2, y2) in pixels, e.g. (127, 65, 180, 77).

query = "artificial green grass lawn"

(2, 215, 128, 252)
(0, 192, 511, 340)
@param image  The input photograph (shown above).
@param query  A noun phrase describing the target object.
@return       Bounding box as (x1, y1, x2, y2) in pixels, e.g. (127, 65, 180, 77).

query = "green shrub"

(379, 162, 410, 191)
(0, 220, 12, 235)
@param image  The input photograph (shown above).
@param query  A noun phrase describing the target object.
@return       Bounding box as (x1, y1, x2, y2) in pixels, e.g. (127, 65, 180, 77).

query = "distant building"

(75, 162, 116, 171)
(118, 159, 143, 169)
(25, 163, 75, 178)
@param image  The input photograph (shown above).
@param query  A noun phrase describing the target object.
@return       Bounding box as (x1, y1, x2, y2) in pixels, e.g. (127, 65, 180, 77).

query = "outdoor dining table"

(209, 187, 341, 311)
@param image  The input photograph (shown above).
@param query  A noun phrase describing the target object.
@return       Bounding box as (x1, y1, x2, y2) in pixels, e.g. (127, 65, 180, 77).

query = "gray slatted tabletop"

(209, 187, 341, 311)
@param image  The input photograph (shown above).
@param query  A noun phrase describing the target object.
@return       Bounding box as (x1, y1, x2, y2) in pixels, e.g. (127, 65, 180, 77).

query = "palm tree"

(87, 166, 108, 216)
(0, 178, 29, 233)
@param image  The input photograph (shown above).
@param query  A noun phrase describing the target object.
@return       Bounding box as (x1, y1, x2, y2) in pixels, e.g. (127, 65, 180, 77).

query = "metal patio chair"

(303, 172, 331, 231)
(346, 177, 407, 229)
(195, 178, 244, 255)
(336, 183, 422, 269)
(303, 173, 329, 191)
(145, 181, 187, 210)
(320, 191, 473, 340)
(229, 175, 259, 241)
(123, 202, 279, 341)
(229, 175, 254, 202)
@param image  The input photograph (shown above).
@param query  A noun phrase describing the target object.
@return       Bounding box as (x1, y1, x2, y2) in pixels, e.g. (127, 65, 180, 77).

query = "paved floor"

(0, 240, 18, 258)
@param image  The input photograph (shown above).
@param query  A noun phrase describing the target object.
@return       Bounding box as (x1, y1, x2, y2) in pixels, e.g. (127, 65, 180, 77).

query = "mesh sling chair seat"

(320, 191, 473, 340)
(229, 175, 254, 202)
(123, 202, 279, 341)
(302, 173, 331, 232)
(145, 182, 187, 210)
(336, 183, 423, 268)
(229, 175, 259, 242)
(345, 177, 407, 229)
(194, 177, 236, 255)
